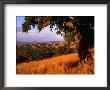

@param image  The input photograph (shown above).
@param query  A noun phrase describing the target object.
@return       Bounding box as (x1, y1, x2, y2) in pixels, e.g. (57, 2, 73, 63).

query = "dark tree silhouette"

(22, 16, 94, 63)
(76, 17, 94, 62)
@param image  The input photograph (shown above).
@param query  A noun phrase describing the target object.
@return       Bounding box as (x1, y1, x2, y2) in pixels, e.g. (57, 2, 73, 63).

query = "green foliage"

(21, 16, 94, 63)
(16, 44, 75, 63)
(22, 16, 94, 46)
(64, 31, 75, 46)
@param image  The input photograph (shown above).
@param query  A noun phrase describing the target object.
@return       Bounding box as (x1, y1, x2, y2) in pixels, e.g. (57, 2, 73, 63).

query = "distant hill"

(17, 31, 64, 42)
(17, 41, 66, 45)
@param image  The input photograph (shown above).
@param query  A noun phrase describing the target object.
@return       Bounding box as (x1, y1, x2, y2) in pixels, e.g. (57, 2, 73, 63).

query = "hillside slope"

(16, 53, 94, 74)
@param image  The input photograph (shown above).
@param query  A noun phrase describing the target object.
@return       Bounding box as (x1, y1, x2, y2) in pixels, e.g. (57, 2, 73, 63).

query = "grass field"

(16, 53, 94, 74)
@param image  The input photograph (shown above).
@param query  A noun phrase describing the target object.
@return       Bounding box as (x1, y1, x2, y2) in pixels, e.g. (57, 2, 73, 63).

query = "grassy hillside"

(16, 53, 94, 74)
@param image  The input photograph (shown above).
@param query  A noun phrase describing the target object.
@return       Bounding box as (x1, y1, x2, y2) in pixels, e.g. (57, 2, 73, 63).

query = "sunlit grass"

(16, 52, 94, 74)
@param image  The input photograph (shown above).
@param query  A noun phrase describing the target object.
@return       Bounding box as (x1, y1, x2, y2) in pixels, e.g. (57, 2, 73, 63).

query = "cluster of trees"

(16, 44, 75, 63)
(22, 16, 94, 63)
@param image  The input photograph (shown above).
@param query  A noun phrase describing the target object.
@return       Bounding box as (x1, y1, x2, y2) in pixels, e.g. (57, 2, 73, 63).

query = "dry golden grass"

(16, 52, 94, 74)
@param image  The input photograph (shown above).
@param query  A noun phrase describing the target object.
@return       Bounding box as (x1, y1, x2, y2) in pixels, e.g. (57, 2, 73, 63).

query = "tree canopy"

(22, 16, 94, 43)
(22, 16, 94, 62)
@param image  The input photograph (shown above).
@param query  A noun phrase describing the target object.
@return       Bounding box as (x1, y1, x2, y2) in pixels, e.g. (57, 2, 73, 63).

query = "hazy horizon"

(16, 16, 65, 42)
(17, 27, 65, 43)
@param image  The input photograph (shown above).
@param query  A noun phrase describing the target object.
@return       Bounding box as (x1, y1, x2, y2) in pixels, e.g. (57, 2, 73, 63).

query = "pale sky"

(16, 16, 64, 42)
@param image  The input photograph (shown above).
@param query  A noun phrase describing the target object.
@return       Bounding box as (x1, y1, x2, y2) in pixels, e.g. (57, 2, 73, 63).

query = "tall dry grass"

(16, 52, 94, 74)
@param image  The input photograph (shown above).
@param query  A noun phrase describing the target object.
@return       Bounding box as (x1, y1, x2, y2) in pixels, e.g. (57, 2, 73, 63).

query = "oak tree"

(22, 16, 94, 63)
